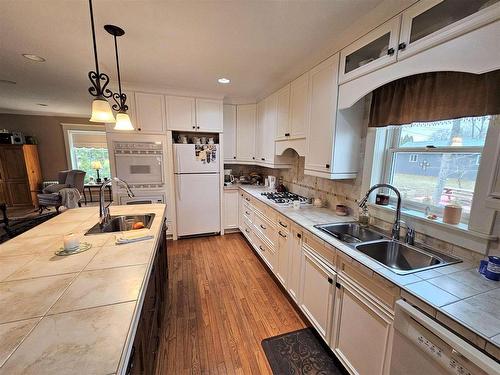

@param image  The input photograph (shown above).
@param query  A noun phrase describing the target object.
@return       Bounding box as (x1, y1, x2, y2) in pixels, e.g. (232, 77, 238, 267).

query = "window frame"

(381, 126, 486, 223)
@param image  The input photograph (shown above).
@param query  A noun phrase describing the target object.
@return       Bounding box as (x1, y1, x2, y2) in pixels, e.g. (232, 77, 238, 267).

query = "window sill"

(367, 203, 497, 242)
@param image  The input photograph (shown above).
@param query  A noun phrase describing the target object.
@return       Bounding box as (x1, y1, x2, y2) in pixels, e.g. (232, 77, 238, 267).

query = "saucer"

(55, 242, 92, 256)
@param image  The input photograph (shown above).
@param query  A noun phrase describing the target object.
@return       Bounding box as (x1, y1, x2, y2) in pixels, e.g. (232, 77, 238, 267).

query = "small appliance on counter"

(267, 176, 277, 189)
(224, 169, 235, 185)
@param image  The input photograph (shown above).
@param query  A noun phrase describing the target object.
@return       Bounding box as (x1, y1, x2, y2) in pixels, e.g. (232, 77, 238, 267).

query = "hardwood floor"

(155, 233, 308, 374)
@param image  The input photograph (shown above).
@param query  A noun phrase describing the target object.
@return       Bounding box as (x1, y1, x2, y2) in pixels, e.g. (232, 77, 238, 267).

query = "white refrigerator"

(173, 144, 220, 236)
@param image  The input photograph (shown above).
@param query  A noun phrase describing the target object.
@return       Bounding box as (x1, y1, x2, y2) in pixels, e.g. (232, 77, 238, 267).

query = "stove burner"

(260, 192, 310, 206)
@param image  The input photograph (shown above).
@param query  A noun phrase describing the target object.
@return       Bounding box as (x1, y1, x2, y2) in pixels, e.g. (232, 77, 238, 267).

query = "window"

(67, 130, 110, 184)
(382, 116, 491, 223)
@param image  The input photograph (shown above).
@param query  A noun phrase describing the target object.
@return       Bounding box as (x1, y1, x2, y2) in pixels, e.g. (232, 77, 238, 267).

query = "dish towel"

(115, 229, 154, 245)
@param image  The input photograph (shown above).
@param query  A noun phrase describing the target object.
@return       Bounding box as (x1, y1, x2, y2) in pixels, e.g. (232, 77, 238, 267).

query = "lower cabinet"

(223, 189, 239, 230)
(300, 244, 336, 342)
(332, 277, 394, 375)
(287, 226, 303, 303)
(127, 224, 168, 375)
(276, 228, 290, 287)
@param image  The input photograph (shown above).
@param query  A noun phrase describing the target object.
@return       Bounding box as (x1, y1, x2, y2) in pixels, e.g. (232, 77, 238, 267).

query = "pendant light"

(87, 0, 115, 123)
(105, 24, 134, 131)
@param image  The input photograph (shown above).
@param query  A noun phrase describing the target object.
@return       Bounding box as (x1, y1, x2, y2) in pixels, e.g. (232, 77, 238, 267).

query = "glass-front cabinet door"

(398, 0, 500, 60)
(339, 16, 401, 84)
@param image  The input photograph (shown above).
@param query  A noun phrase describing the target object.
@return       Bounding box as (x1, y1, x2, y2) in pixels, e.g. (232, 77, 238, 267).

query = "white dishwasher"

(390, 300, 500, 375)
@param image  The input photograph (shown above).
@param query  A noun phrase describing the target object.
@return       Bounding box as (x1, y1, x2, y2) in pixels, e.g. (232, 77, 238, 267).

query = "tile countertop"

(239, 186, 500, 357)
(0, 204, 167, 375)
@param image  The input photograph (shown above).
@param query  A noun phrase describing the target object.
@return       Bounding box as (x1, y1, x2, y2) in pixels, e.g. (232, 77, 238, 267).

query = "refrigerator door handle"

(177, 176, 181, 201)
(176, 149, 181, 173)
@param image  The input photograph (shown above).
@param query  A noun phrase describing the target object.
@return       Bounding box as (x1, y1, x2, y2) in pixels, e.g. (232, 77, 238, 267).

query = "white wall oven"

(113, 141, 164, 189)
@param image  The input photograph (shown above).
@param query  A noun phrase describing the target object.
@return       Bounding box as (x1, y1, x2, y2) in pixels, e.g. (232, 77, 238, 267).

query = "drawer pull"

(328, 277, 333, 284)
(245, 211, 250, 215)
(260, 224, 267, 230)
(259, 245, 265, 252)
(278, 231, 286, 238)
(245, 197, 250, 202)
(297, 233, 302, 239)
(245, 229, 250, 234)
(285, 133, 290, 137)
(278, 220, 287, 228)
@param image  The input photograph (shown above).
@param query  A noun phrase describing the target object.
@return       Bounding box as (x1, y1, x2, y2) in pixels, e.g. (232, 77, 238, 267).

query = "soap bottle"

(359, 205, 369, 227)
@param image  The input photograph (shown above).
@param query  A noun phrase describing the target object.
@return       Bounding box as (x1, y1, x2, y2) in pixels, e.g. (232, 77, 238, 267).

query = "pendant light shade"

(105, 24, 134, 131)
(114, 112, 134, 130)
(89, 97, 115, 123)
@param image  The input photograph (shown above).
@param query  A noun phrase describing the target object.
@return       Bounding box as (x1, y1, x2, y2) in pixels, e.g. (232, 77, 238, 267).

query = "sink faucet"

(358, 183, 402, 240)
(99, 177, 135, 226)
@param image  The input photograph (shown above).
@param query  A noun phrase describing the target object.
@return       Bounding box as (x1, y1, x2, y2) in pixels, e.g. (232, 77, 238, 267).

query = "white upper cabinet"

(134, 92, 165, 133)
(398, 0, 500, 61)
(305, 55, 337, 174)
(236, 104, 256, 162)
(289, 72, 310, 139)
(260, 94, 278, 163)
(166, 96, 195, 131)
(275, 85, 291, 141)
(339, 16, 401, 84)
(306, 53, 363, 179)
(166, 96, 222, 132)
(196, 98, 223, 132)
(223, 104, 237, 162)
(254, 101, 265, 163)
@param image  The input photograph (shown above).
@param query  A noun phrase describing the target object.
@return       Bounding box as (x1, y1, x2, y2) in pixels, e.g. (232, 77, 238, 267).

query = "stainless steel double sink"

(85, 214, 155, 235)
(314, 223, 461, 275)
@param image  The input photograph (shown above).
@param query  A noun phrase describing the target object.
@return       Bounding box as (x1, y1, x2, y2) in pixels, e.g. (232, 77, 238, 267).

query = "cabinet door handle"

(328, 277, 333, 284)
(245, 211, 250, 215)
(259, 245, 265, 252)
(233, 156, 236, 159)
(297, 233, 302, 239)
(278, 231, 286, 238)
(285, 133, 290, 137)
(387, 47, 395, 56)
(261, 158, 265, 161)
(398, 42, 406, 51)
(252, 157, 255, 160)
(325, 164, 330, 169)
(260, 224, 266, 230)
(336, 282, 341, 289)
(245, 197, 250, 202)
(245, 229, 250, 234)
(278, 221, 287, 228)
(192, 126, 196, 129)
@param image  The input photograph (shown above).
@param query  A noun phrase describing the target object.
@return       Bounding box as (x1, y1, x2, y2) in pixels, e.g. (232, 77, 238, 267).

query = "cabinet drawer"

(242, 219, 253, 243)
(242, 205, 254, 223)
(254, 232, 276, 271)
(276, 215, 291, 233)
(253, 212, 277, 248)
(337, 253, 400, 309)
(303, 232, 335, 267)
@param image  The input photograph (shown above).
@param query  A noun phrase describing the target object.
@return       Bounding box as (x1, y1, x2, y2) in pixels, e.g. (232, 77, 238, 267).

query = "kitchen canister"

(443, 204, 462, 224)
(479, 256, 500, 281)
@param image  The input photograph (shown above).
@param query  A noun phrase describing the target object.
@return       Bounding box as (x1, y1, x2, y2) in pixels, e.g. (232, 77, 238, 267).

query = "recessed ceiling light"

(22, 54, 46, 62)
(0, 79, 16, 85)
(218, 78, 230, 84)
(37, 103, 48, 107)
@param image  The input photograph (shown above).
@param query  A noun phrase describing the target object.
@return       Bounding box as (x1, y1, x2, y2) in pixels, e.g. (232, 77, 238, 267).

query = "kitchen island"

(0, 204, 167, 375)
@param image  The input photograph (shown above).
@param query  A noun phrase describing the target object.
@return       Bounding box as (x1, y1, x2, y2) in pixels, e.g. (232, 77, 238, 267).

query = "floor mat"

(262, 327, 347, 375)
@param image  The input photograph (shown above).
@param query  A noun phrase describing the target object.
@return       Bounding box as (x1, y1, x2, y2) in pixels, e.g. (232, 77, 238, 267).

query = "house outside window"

(66, 130, 110, 184)
(381, 116, 491, 223)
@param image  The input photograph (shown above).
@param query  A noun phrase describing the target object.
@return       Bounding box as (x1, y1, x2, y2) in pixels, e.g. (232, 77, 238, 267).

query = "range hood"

(275, 138, 306, 157)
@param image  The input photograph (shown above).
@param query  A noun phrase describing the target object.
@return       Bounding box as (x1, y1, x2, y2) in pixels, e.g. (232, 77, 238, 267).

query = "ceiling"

(0, 0, 411, 117)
